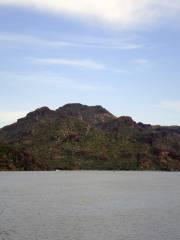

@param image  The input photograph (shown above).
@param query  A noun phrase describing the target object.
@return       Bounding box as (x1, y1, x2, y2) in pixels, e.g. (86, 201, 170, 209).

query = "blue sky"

(0, 1, 180, 127)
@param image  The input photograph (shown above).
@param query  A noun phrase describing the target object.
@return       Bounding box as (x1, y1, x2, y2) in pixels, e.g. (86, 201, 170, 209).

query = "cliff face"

(0, 103, 180, 171)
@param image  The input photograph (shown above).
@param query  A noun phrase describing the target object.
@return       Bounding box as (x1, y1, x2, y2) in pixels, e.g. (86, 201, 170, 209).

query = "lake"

(0, 171, 180, 240)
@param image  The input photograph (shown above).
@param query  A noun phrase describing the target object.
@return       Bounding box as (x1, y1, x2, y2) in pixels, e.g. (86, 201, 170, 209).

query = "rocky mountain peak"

(56, 103, 116, 124)
(26, 107, 53, 120)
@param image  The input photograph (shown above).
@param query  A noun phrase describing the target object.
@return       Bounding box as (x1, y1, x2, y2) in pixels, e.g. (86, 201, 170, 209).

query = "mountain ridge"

(0, 103, 180, 171)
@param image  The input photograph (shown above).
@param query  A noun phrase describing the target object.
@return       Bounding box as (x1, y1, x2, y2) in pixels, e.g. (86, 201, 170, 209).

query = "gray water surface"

(0, 171, 180, 240)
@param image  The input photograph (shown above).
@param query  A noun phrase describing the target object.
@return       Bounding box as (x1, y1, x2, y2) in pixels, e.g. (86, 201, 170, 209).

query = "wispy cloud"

(0, 1, 180, 28)
(112, 69, 131, 75)
(133, 58, 148, 65)
(0, 32, 142, 50)
(32, 57, 132, 74)
(32, 58, 106, 71)
(0, 33, 78, 48)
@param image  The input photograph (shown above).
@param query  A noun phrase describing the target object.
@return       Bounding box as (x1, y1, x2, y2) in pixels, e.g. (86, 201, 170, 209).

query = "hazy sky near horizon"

(0, 0, 180, 127)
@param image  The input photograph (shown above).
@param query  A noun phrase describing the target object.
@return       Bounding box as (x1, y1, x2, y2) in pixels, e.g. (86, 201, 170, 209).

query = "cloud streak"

(0, 0, 180, 28)
(0, 33, 71, 47)
(32, 57, 131, 74)
(33, 58, 106, 71)
(0, 33, 142, 50)
(133, 58, 148, 65)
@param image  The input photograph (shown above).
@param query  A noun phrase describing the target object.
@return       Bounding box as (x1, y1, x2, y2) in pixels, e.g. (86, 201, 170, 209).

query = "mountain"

(0, 103, 180, 171)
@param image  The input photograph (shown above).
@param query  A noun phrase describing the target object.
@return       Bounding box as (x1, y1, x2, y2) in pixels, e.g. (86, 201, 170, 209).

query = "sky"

(0, 0, 180, 127)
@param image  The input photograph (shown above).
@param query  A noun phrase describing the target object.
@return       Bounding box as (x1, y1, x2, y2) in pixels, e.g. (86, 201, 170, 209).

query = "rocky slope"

(0, 103, 180, 171)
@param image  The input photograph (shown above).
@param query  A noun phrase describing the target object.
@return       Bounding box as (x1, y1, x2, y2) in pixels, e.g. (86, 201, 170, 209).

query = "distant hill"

(0, 103, 180, 171)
